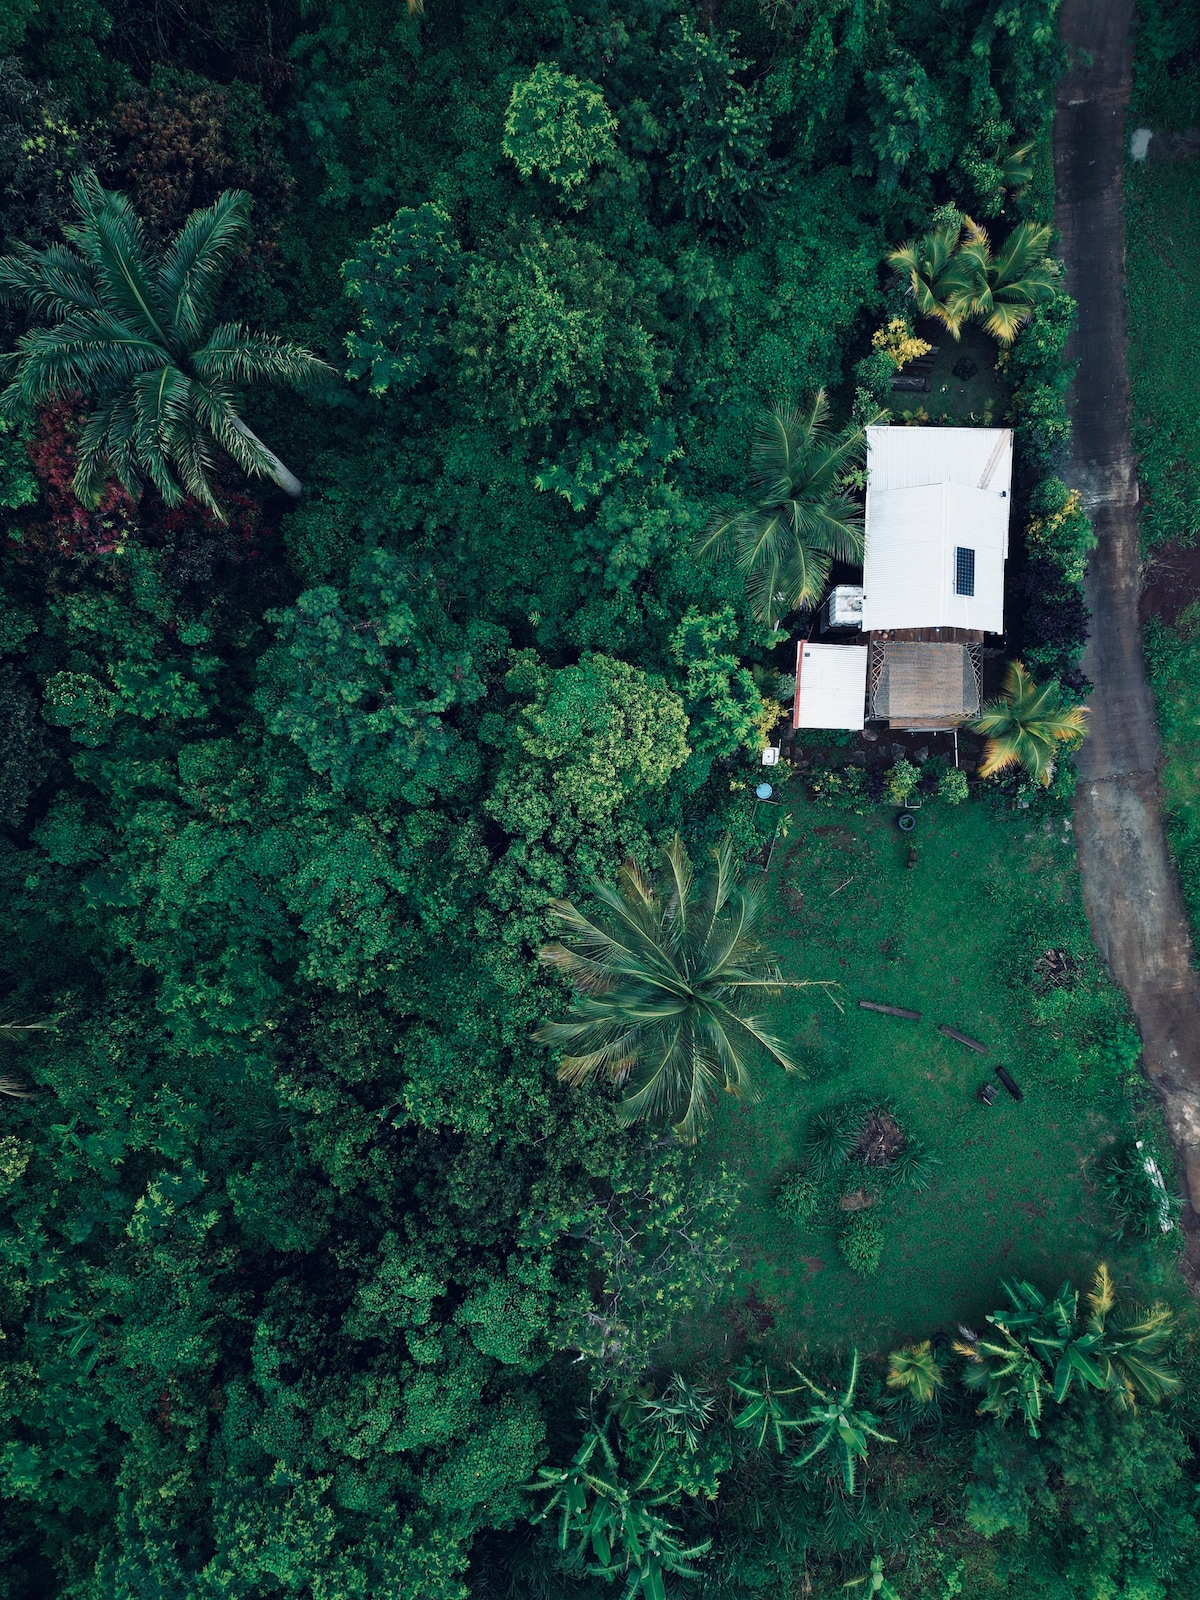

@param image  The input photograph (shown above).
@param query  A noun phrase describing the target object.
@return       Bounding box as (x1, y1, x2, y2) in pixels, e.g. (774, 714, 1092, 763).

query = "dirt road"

(1055, 0, 1200, 1243)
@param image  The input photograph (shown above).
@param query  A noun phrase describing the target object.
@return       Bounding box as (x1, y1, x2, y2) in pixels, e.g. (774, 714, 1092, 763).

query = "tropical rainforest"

(0, 1, 1198, 1598)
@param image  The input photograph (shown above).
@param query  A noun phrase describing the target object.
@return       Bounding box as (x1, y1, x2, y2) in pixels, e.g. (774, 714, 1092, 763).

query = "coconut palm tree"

(966, 660, 1088, 786)
(790, 1350, 895, 1493)
(536, 833, 838, 1142)
(0, 172, 334, 520)
(887, 218, 980, 338)
(695, 392, 869, 625)
(952, 218, 1060, 344)
(886, 1341, 944, 1405)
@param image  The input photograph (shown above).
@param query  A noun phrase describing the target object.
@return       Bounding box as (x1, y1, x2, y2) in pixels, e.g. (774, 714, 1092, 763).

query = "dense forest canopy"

(0, 1, 1198, 1597)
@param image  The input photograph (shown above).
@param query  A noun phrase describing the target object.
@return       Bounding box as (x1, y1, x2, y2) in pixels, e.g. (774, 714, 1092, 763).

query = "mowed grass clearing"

(686, 789, 1161, 1360)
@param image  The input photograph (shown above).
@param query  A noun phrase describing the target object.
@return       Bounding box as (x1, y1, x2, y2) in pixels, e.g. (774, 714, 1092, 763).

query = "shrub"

(807, 764, 868, 812)
(938, 767, 969, 805)
(887, 758, 920, 804)
(1025, 477, 1096, 588)
(885, 1136, 940, 1192)
(1102, 1142, 1183, 1241)
(838, 1209, 884, 1275)
(804, 1102, 864, 1179)
(774, 1169, 820, 1226)
(872, 317, 931, 371)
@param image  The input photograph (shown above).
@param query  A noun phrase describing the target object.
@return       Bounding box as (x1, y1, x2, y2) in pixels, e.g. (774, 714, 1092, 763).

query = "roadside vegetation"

(0, 3, 1196, 1600)
(1128, 1, 1200, 951)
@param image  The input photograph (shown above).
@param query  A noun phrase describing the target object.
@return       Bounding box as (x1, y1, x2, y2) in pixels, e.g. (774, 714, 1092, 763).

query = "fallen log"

(938, 1024, 988, 1053)
(995, 1065, 1024, 1102)
(858, 1000, 921, 1021)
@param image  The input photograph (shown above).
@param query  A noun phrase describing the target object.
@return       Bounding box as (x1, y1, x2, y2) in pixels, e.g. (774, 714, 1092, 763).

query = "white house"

(861, 425, 1012, 635)
(791, 425, 1013, 733)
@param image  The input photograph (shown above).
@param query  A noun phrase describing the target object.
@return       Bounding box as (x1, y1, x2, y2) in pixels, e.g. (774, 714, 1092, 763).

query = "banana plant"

(728, 1362, 810, 1453)
(992, 1264, 1178, 1410)
(954, 1322, 1048, 1437)
(790, 1349, 895, 1493)
(528, 1423, 710, 1600)
(991, 1277, 1109, 1403)
(844, 1555, 903, 1599)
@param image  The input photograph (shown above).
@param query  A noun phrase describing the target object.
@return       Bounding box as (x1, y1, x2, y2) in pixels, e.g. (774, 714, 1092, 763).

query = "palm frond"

(0, 242, 103, 319)
(192, 322, 335, 389)
(4, 313, 163, 408)
(694, 503, 747, 563)
(160, 190, 253, 347)
(76, 182, 174, 348)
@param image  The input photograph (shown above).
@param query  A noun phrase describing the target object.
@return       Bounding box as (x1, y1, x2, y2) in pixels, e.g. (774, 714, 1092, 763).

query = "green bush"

(807, 764, 868, 812)
(938, 767, 969, 805)
(887, 758, 920, 804)
(774, 1168, 820, 1225)
(502, 64, 616, 203)
(1102, 1141, 1183, 1242)
(838, 1209, 884, 1276)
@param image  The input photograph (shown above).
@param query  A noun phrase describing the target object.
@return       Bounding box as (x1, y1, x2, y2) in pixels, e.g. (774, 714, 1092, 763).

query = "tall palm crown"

(0, 172, 333, 519)
(886, 1341, 944, 1405)
(887, 220, 979, 338)
(967, 659, 1088, 786)
(695, 392, 868, 625)
(889, 216, 1059, 345)
(536, 834, 831, 1142)
(953, 218, 1059, 344)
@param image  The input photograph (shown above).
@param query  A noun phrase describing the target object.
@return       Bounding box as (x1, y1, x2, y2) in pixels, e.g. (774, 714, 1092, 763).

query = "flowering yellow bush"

(872, 317, 933, 371)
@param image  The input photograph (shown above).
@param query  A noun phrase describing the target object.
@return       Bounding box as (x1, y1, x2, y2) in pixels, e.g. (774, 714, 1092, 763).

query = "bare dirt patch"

(1140, 539, 1200, 625)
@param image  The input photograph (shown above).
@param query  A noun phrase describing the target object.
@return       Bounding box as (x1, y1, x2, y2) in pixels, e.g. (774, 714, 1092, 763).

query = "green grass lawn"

(684, 787, 1171, 1362)
(1127, 157, 1200, 551)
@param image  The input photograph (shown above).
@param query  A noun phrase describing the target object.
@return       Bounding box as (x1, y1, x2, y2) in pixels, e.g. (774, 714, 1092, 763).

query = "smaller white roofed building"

(861, 425, 1012, 635)
(791, 642, 868, 731)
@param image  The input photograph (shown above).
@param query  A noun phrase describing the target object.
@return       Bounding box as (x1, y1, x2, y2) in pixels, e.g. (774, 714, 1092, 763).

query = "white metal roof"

(792, 642, 868, 731)
(861, 426, 1012, 633)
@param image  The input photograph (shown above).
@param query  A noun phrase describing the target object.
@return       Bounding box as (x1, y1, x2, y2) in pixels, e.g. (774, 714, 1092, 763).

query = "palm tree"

(887, 218, 980, 338)
(0, 172, 334, 520)
(953, 218, 1060, 344)
(536, 834, 838, 1142)
(790, 1350, 895, 1493)
(886, 1341, 944, 1405)
(998, 138, 1036, 194)
(695, 393, 869, 625)
(966, 660, 1088, 787)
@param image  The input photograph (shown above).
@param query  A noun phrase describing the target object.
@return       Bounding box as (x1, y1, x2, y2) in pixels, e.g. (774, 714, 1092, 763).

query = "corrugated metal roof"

(861, 426, 1012, 633)
(793, 642, 868, 730)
